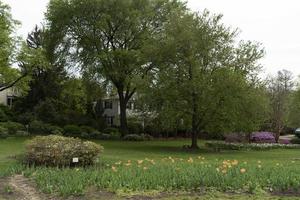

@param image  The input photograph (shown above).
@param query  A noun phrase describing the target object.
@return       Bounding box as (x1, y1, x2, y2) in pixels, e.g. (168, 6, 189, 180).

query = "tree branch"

(0, 72, 27, 92)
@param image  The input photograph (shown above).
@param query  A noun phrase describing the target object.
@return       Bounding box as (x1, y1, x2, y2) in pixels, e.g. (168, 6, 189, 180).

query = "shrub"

(250, 132, 275, 143)
(79, 126, 99, 139)
(97, 133, 112, 140)
(0, 126, 9, 139)
(0, 109, 8, 122)
(127, 121, 143, 135)
(0, 122, 25, 135)
(15, 112, 35, 125)
(225, 133, 248, 143)
(123, 134, 144, 141)
(24, 135, 103, 167)
(80, 125, 96, 134)
(0, 105, 13, 122)
(103, 127, 120, 137)
(279, 138, 290, 144)
(290, 138, 300, 144)
(29, 120, 63, 135)
(142, 134, 154, 141)
(16, 131, 30, 137)
(90, 131, 103, 139)
(63, 125, 82, 137)
(29, 120, 47, 134)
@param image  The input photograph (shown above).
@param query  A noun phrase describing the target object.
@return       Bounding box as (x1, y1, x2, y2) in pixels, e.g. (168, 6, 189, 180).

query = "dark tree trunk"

(117, 88, 129, 137)
(190, 91, 199, 149)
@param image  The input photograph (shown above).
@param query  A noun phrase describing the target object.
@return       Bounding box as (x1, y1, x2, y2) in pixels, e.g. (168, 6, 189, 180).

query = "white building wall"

(0, 88, 16, 106)
(102, 98, 139, 126)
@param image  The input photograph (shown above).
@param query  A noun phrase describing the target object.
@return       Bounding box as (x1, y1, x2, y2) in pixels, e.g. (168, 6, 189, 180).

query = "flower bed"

(206, 141, 300, 151)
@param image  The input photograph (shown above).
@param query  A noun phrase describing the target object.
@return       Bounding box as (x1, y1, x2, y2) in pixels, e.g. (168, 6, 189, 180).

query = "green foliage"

(288, 85, 300, 128)
(46, 0, 187, 134)
(24, 135, 103, 167)
(97, 133, 114, 140)
(127, 121, 143, 135)
(0, 105, 13, 122)
(63, 125, 82, 137)
(15, 112, 34, 125)
(103, 127, 120, 137)
(0, 126, 8, 139)
(267, 70, 293, 141)
(29, 120, 62, 135)
(33, 98, 65, 125)
(123, 134, 144, 141)
(123, 134, 153, 141)
(61, 78, 87, 114)
(142, 134, 154, 141)
(0, 1, 27, 92)
(140, 9, 267, 148)
(79, 125, 96, 134)
(0, 121, 25, 135)
(15, 130, 30, 137)
(290, 138, 300, 144)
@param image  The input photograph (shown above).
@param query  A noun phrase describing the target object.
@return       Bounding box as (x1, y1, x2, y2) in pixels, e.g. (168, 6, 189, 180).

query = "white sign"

(72, 157, 79, 163)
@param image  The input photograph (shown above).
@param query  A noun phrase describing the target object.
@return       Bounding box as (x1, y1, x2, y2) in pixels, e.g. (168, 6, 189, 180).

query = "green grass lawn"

(1, 137, 300, 199)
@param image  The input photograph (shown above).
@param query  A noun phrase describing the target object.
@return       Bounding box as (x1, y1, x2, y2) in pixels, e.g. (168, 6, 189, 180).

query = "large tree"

(45, 0, 185, 135)
(15, 25, 69, 112)
(267, 69, 293, 141)
(143, 10, 267, 148)
(0, 1, 27, 92)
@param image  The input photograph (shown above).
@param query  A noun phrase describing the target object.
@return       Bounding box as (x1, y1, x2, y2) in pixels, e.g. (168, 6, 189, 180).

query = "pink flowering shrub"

(250, 132, 276, 143)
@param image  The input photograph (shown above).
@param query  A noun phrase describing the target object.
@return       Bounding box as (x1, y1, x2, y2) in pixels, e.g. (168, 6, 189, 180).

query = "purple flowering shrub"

(279, 138, 291, 144)
(250, 132, 276, 143)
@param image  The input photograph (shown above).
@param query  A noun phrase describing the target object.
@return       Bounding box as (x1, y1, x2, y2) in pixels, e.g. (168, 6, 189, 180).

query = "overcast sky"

(3, 0, 300, 76)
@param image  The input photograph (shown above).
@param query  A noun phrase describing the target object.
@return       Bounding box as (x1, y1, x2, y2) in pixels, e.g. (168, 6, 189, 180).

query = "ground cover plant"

(1, 137, 300, 199)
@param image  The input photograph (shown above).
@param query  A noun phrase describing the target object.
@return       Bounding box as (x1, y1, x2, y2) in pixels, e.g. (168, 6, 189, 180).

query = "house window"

(105, 116, 114, 126)
(6, 96, 14, 108)
(126, 102, 133, 109)
(104, 100, 113, 109)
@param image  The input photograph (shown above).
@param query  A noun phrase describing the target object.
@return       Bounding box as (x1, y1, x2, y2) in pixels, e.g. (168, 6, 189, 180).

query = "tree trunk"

(190, 91, 199, 149)
(118, 89, 129, 137)
(191, 131, 198, 149)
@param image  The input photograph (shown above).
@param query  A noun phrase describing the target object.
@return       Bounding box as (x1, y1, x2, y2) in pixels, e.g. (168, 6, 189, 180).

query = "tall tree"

(45, 0, 185, 135)
(267, 69, 293, 142)
(15, 26, 68, 111)
(144, 10, 267, 148)
(0, 1, 27, 92)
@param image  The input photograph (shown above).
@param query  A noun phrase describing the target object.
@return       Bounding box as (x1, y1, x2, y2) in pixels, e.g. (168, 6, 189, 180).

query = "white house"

(0, 88, 18, 108)
(102, 96, 137, 126)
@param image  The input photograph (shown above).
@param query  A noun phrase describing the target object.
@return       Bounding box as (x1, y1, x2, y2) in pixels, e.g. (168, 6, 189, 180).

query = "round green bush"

(24, 135, 103, 167)
(0, 122, 25, 135)
(29, 120, 63, 135)
(63, 125, 82, 137)
(0, 126, 9, 139)
(103, 127, 120, 137)
(123, 134, 144, 141)
(142, 134, 154, 141)
(16, 131, 30, 137)
(128, 121, 143, 135)
(80, 125, 96, 134)
(0, 109, 8, 122)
